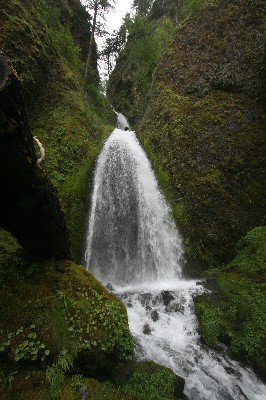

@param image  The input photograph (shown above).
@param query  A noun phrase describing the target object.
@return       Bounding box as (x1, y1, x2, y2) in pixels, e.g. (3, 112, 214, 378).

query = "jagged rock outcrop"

(0, 56, 71, 259)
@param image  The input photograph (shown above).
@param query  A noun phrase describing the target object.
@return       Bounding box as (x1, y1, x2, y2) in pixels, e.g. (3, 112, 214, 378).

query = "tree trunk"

(84, 0, 98, 83)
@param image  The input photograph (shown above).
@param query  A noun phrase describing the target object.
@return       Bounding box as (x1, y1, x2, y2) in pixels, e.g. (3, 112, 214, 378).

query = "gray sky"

(80, 0, 133, 34)
(106, 0, 132, 33)
(81, 0, 133, 78)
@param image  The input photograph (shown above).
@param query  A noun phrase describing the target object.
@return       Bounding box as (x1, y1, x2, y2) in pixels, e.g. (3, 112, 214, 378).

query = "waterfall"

(85, 122, 183, 286)
(85, 115, 266, 400)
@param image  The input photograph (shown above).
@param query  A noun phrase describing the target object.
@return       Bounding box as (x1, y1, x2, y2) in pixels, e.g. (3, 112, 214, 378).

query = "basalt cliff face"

(0, 56, 71, 259)
(107, 0, 266, 378)
(0, 1, 135, 398)
(109, 0, 266, 269)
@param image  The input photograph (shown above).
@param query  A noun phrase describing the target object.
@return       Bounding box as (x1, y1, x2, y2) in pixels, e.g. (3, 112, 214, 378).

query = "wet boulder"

(151, 309, 160, 322)
(162, 290, 175, 306)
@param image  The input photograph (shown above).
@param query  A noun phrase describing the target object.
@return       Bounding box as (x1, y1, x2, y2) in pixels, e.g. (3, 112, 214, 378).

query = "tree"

(132, 0, 154, 15)
(101, 17, 128, 76)
(83, 0, 116, 82)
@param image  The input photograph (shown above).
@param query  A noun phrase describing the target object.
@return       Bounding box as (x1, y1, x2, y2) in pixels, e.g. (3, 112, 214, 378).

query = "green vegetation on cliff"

(0, 0, 115, 260)
(107, 13, 175, 124)
(126, 0, 266, 269)
(194, 227, 266, 379)
(106, 0, 266, 380)
(0, 229, 133, 399)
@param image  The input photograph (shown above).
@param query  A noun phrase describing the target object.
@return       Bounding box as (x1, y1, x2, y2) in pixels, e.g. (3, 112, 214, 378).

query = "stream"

(85, 115, 266, 399)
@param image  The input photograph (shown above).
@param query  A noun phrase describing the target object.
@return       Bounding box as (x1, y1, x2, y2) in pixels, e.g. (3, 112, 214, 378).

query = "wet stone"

(214, 342, 228, 352)
(106, 282, 114, 292)
(151, 309, 159, 322)
(143, 323, 152, 335)
(161, 290, 175, 306)
(138, 292, 152, 309)
(166, 301, 184, 313)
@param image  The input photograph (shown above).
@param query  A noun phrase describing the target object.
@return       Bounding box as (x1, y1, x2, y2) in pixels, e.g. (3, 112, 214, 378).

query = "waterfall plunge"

(85, 126, 183, 286)
(85, 116, 266, 399)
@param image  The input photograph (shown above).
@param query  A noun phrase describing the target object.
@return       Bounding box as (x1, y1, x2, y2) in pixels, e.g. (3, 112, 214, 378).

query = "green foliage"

(227, 227, 266, 275)
(44, 2, 83, 71)
(0, 325, 51, 363)
(195, 228, 266, 377)
(107, 15, 174, 122)
(55, 283, 133, 361)
(0, 236, 133, 398)
(194, 299, 223, 346)
(132, 0, 153, 16)
(46, 350, 74, 400)
(180, 0, 217, 21)
(120, 361, 180, 400)
(128, 16, 174, 95)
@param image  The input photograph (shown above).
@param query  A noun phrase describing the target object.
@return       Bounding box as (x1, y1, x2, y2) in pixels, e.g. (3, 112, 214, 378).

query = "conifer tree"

(132, 0, 153, 15)
(84, 0, 116, 82)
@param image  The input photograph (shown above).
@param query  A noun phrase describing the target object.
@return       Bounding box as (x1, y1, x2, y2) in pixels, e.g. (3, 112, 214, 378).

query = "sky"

(81, 0, 133, 77)
(80, 0, 133, 34)
(106, 0, 133, 33)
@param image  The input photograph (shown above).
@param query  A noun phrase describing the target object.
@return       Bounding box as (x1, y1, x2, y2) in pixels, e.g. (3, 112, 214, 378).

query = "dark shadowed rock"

(151, 309, 160, 322)
(0, 56, 71, 260)
(106, 282, 115, 292)
(143, 323, 152, 335)
(162, 290, 175, 306)
(174, 374, 186, 399)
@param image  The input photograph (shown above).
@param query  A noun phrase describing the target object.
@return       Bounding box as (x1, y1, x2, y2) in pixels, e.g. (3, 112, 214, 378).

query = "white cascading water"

(85, 114, 266, 400)
(85, 112, 183, 285)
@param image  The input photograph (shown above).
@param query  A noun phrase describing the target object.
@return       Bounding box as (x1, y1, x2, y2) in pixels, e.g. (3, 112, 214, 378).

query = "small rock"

(151, 309, 159, 322)
(174, 375, 186, 399)
(106, 282, 114, 292)
(143, 324, 152, 335)
(138, 292, 152, 309)
(214, 342, 228, 352)
(161, 291, 175, 306)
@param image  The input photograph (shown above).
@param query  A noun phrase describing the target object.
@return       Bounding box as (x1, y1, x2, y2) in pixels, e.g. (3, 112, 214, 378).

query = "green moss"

(227, 227, 266, 275)
(139, 83, 266, 268)
(118, 361, 184, 400)
(0, 229, 21, 254)
(194, 296, 225, 346)
(0, 232, 133, 398)
(194, 228, 266, 378)
(0, 371, 131, 400)
(1, 0, 115, 262)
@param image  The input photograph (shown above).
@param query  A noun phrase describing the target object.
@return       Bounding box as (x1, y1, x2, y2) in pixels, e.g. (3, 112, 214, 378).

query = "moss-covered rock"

(0, 362, 186, 400)
(194, 227, 266, 380)
(0, 0, 115, 261)
(116, 360, 186, 400)
(0, 229, 133, 398)
(0, 370, 130, 400)
(0, 56, 71, 260)
(137, 0, 266, 268)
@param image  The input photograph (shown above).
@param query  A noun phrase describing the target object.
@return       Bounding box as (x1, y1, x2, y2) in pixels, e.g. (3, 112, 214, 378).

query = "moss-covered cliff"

(109, 0, 266, 269)
(0, 0, 114, 260)
(194, 226, 266, 380)
(0, 56, 71, 260)
(106, 0, 266, 378)
(0, 1, 188, 398)
(0, 0, 132, 397)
